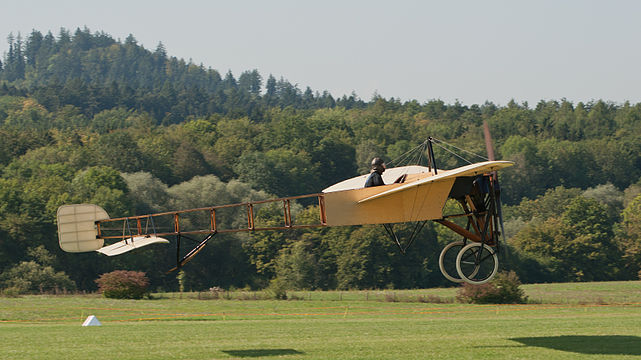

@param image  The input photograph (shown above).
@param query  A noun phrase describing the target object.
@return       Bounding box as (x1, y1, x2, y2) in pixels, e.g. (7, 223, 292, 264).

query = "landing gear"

(455, 242, 498, 285)
(438, 241, 497, 285)
(436, 174, 503, 285)
(438, 241, 466, 283)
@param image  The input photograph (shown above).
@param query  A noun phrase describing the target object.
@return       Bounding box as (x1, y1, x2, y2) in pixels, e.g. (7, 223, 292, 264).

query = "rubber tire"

(455, 242, 499, 285)
(438, 241, 466, 283)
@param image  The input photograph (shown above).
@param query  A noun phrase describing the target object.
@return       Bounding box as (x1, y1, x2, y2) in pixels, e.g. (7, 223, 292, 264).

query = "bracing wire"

(386, 140, 429, 168)
(414, 141, 427, 167)
(408, 143, 422, 168)
(387, 137, 488, 170)
(430, 137, 489, 163)
(432, 142, 475, 165)
(382, 140, 430, 183)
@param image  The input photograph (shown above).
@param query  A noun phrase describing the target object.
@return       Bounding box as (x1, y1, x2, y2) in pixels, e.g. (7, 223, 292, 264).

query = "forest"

(0, 28, 640, 293)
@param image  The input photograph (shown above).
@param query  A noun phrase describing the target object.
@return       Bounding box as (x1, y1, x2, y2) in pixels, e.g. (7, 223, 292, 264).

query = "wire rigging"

(386, 140, 429, 168)
(387, 137, 488, 171)
(433, 142, 475, 165)
(430, 137, 489, 163)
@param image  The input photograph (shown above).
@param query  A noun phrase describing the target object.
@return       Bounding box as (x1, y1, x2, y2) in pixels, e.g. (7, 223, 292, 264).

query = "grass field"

(1, 281, 641, 359)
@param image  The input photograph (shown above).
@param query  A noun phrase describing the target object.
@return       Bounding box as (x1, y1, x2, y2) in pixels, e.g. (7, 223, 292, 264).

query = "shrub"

(0, 261, 76, 294)
(208, 286, 223, 299)
(456, 271, 528, 304)
(267, 277, 288, 300)
(384, 293, 399, 302)
(0, 287, 22, 297)
(96, 270, 149, 299)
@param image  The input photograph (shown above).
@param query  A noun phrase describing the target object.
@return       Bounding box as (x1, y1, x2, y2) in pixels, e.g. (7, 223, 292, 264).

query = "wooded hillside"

(1, 28, 640, 292)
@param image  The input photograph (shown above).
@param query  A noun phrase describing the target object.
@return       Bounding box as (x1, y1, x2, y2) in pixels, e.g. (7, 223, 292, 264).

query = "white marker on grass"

(82, 315, 101, 326)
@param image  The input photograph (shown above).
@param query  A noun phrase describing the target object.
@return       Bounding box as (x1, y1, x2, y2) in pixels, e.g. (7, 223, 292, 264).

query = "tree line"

(0, 28, 640, 293)
(0, 27, 362, 125)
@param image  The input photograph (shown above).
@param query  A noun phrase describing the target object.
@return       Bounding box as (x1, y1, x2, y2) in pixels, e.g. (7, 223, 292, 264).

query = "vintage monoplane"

(56, 137, 513, 285)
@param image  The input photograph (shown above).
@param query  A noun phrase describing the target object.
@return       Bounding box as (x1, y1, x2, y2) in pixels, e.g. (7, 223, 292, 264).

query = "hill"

(0, 27, 361, 124)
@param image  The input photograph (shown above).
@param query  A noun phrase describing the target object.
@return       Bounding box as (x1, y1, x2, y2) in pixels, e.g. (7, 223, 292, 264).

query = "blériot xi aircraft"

(56, 136, 513, 285)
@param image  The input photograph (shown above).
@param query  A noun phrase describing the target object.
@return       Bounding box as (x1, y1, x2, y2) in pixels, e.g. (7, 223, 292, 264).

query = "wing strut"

(382, 220, 428, 254)
(167, 232, 217, 273)
(383, 224, 403, 253)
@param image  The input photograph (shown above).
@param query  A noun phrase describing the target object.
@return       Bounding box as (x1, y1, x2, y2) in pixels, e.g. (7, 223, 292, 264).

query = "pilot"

(364, 157, 386, 187)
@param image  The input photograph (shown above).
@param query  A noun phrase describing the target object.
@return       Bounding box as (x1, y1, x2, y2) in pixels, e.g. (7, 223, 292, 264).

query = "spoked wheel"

(455, 242, 499, 285)
(439, 241, 474, 283)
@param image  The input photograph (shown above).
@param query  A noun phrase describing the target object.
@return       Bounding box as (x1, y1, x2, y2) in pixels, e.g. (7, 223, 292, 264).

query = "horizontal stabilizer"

(97, 236, 169, 256)
(358, 161, 513, 204)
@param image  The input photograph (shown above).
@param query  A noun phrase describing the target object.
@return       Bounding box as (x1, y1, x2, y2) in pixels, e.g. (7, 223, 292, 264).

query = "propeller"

(483, 121, 508, 259)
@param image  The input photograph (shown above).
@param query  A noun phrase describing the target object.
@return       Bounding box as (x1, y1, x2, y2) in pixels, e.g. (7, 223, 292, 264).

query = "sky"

(2, 0, 640, 106)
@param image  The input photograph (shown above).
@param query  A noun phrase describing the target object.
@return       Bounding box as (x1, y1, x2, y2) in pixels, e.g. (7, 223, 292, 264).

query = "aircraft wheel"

(455, 243, 498, 285)
(438, 241, 467, 283)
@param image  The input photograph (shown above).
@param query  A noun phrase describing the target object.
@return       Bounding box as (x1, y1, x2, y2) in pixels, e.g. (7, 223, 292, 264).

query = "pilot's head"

(371, 157, 386, 173)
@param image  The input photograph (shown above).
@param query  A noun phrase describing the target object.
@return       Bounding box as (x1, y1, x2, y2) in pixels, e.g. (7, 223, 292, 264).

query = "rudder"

(57, 204, 109, 252)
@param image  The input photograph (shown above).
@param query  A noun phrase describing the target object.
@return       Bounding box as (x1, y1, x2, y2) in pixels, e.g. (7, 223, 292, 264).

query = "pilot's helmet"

(371, 157, 385, 172)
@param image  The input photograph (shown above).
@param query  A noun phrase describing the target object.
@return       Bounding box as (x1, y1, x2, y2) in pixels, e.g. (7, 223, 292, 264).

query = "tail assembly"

(56, 204, 169, 255)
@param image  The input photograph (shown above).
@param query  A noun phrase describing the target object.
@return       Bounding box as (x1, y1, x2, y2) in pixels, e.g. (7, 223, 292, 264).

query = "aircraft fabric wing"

(357, 161, 513, 204)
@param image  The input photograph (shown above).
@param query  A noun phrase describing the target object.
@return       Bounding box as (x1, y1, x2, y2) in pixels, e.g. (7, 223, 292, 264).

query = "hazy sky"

(2, 0, 640, 106)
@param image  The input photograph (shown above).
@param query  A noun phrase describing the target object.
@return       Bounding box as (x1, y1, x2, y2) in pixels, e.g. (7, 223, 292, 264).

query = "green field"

(2, 281, 641, 359)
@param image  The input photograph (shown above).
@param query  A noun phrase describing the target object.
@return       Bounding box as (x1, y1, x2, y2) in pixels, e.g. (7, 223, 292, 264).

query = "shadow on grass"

(221, 349, 304, 357)
(510, 335, 641, 355)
